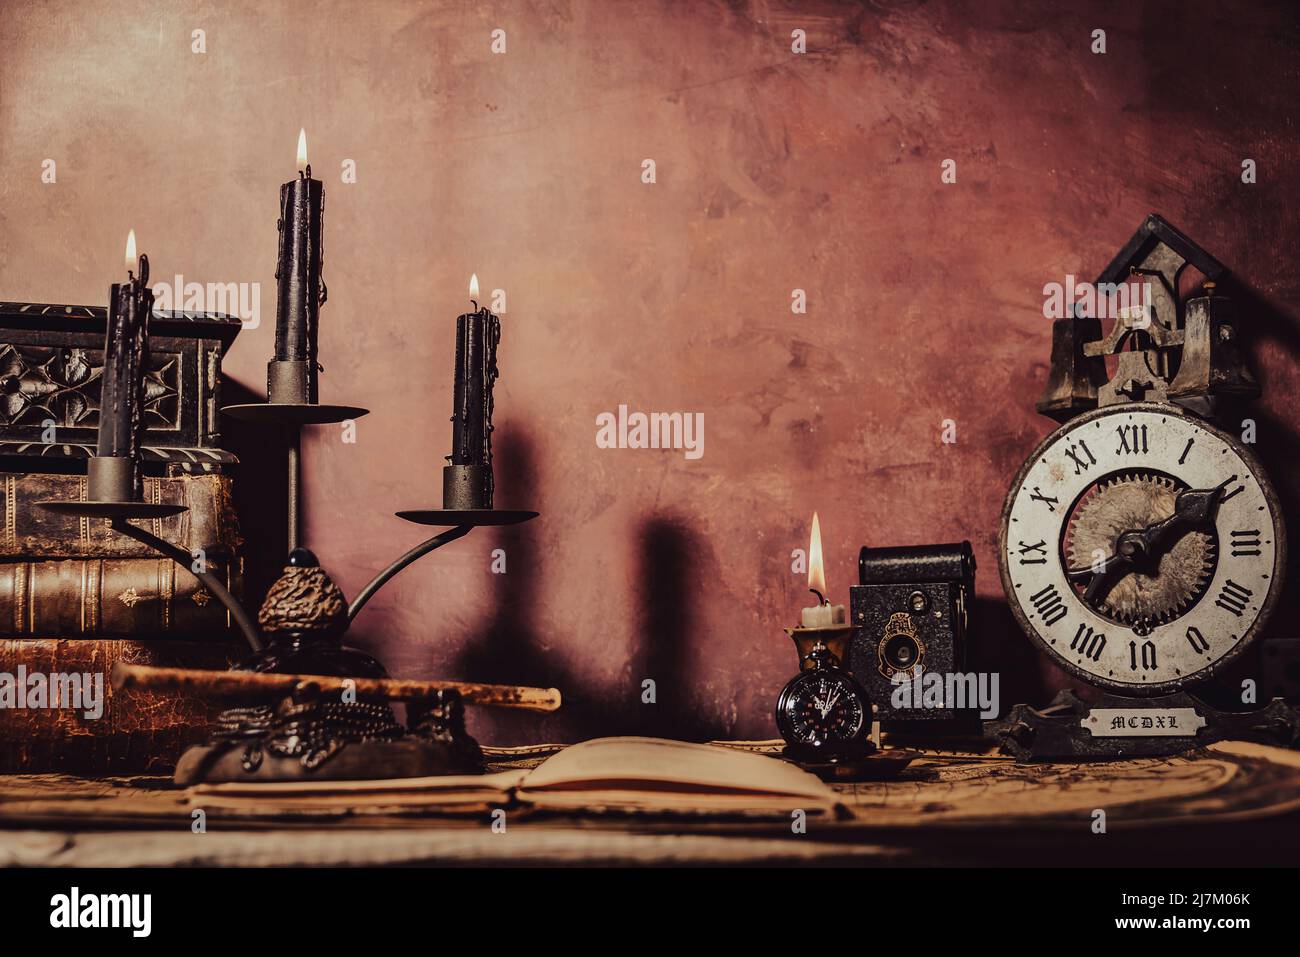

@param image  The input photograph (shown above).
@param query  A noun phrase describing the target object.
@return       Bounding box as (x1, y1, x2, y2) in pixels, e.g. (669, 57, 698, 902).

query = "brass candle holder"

(785, 624, 853, 671)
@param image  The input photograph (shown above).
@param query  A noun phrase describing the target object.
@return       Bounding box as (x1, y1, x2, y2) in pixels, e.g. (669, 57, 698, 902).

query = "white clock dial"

(998, 402, 1285, 695)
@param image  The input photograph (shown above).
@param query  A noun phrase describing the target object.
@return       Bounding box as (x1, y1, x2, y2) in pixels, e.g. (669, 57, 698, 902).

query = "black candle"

(449, 274, 501, 469)
(98, 231, 153, 483)
(274, 129, 324, 389)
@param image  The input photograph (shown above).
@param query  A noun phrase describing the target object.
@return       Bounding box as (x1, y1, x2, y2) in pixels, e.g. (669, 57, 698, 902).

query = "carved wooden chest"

(0, 301, 242, 472)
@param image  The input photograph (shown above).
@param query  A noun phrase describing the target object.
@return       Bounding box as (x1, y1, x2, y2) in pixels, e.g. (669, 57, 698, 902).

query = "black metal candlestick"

(42, 176, 542, 782)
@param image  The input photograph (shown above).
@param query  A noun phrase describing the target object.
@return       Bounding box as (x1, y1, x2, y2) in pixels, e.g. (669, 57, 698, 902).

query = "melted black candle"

(449, 306, 501, 467)
(274, 168, 324, 372)
(98, 260, 153, 477)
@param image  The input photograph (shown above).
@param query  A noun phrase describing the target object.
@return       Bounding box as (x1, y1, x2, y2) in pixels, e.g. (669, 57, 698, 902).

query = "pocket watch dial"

(776, 670, 867, 745)
(998, 402, 1285, 695)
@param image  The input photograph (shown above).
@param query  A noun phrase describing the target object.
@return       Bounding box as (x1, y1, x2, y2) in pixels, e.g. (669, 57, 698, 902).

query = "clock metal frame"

(998, 400, 1287, 696)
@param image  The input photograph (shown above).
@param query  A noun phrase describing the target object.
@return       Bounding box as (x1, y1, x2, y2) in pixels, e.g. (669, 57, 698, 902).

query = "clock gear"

(1065, 471, 1218, 628)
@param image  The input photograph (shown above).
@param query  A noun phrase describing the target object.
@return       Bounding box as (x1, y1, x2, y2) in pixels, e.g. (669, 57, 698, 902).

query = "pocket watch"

(775, 643, 872, 760)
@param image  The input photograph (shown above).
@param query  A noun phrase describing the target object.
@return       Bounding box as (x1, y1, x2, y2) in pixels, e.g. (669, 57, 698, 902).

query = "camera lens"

(883, 633, 921, 671)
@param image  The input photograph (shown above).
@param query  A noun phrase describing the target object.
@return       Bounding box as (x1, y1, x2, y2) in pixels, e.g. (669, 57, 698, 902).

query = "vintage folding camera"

(847, 542, 975, 728)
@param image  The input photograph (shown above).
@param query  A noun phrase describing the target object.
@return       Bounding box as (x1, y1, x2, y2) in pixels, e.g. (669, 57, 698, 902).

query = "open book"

(186, 736, 841, 817)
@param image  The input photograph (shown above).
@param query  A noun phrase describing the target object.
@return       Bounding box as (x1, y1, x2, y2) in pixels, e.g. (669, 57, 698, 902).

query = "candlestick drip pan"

(395, 509, 538, 527)
(395, 509, 538, 530)
(222, 402, 370, 425)
(35, 500, 187, 520)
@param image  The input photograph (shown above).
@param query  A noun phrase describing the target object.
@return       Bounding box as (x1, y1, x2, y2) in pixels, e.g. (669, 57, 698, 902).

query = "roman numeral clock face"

(998, 402, 1286, 694)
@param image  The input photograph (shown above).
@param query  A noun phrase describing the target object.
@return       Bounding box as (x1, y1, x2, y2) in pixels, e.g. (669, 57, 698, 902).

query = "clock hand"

(1066, 477, 1232, 606)
(1121, 476, 1232, 557)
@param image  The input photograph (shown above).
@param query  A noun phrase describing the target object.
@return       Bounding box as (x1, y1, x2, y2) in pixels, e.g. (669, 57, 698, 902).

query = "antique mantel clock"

(994, 215, 1298, 759)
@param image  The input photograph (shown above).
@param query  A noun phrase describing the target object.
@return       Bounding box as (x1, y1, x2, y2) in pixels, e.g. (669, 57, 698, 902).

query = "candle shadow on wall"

(527, 509, 719, 741)
(219, 376, 289, 608)
(451, 429, 579, 743)
(626, 512, 727, 741)
(449, 440, 726, 742)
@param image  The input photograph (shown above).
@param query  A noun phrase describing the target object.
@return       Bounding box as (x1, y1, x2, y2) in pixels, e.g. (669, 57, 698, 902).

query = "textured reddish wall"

(1, 1, 1297, 744)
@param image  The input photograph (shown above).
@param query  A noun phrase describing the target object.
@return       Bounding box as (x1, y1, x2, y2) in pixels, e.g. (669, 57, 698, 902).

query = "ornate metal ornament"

(170, 548, 487, 784)
(1035, 213, 1247, 423)
(877, 612, 925, 680)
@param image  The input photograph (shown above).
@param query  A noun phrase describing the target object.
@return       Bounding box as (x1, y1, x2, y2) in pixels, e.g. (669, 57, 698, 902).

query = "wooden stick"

(111, 662, 562, 713)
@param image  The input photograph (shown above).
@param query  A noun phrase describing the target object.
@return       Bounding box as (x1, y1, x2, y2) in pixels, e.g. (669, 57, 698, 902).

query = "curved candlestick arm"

(109, 519, 265, 653)
(348, 525, 473, 622)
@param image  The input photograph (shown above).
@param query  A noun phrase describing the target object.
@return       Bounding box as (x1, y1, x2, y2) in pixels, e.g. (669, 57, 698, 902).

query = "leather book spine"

(0, 472, 242, 559)
(0, 557, 243, 639)
(0, 637, 240, 773)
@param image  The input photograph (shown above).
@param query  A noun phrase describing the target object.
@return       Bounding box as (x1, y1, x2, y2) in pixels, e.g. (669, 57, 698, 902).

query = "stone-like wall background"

(2, 0, 1296, 743)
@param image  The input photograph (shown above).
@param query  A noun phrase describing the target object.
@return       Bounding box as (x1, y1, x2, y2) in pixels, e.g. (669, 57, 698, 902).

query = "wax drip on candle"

(273, 127, 325, 395)
(98, 231, 153, 493)
(449, 273, 500, 484)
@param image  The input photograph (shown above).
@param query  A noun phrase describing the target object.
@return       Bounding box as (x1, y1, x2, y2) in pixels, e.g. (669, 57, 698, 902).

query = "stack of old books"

(0, 471, 245, 773)
(0, 300, 246, 773)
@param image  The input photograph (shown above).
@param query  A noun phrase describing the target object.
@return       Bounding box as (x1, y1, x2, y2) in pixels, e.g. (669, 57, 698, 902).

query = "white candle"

(800, 601, 846, 628)
(800, 512, 846, 627)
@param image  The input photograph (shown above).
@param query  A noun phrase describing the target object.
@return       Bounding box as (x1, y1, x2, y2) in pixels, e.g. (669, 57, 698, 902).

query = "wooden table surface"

(2, 740, 1299, 866)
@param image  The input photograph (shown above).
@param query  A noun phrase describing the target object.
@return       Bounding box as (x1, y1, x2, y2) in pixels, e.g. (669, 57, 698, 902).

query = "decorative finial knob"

(257, 552, 348, 638)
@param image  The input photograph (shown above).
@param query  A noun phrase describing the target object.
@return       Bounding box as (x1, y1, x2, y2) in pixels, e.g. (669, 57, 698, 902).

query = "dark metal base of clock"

(35, 500, 189, 520)
(396, 509, 538, 527)
(222, 402, 371, 425)
(988, 688, 1300, 761)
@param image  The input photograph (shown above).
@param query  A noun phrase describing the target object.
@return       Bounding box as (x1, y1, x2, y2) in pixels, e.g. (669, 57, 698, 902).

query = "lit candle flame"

(808, 512, 826, 600)
(296, 128, 308, 173)
(469, 273, 480, 300)
(124, 229, 137, 274)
